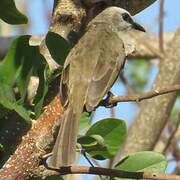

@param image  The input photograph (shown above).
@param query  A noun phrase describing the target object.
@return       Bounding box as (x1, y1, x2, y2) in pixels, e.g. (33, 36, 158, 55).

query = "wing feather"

(85, 31, 126, 111)
(60, 25, 125, 112)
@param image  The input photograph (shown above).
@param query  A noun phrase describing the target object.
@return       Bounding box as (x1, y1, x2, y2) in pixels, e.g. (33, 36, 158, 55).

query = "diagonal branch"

(162, 115, 180, 154)
(0, 96, 63, 180)
(104, 84, 180, 105)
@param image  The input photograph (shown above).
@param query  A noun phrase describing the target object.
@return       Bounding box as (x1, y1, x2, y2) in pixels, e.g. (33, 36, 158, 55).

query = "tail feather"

(50, 105, 81, 167)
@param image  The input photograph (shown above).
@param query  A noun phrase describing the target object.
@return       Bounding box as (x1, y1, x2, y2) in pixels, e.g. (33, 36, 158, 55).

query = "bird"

(49, 6, 145, 168)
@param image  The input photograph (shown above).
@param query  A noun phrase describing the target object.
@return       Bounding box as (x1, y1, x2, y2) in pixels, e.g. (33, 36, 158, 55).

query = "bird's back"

(60, 24, 126, 112)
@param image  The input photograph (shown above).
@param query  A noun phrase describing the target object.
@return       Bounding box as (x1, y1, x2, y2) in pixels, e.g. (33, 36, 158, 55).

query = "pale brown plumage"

(50, 7, 145, 167)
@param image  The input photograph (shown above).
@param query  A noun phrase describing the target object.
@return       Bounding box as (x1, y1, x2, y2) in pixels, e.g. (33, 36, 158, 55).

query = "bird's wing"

(59, 55, 71, 107)
(60, 26, 126, 112)
(84, 30, 126, 112)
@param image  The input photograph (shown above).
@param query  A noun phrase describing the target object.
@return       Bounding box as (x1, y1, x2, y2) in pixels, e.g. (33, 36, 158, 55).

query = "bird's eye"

(122, 13, 133, 24)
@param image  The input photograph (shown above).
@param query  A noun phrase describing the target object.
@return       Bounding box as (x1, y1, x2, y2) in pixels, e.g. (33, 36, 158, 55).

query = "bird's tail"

(49, 105, 81, 167)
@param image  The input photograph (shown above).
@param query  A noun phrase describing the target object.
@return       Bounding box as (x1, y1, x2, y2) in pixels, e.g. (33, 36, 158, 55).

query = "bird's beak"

(132, 22, 146, 32)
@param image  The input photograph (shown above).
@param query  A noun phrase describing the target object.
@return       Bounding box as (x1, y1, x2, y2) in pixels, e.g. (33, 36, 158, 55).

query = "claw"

(101, 91, 117, 108)
(41, 152, 53, 160)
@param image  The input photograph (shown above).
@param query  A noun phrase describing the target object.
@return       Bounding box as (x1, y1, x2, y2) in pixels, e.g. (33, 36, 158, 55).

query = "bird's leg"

(100, 91, 117, 108)
(41, 152, 53, 160)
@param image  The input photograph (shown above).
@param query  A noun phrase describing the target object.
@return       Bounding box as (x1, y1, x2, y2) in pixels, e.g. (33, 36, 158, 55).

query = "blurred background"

(0, 0, 179, 179)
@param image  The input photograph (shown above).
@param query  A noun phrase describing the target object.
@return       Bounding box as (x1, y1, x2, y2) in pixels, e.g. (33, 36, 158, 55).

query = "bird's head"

(89, 7, 145, 33)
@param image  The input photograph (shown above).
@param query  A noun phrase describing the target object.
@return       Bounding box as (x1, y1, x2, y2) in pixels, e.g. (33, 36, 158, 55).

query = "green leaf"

(15, 44, 42, 103)
(46, 32, 72, 65)
(79, 112, 92, 132)
(0, 36, 30, 85)
(78, 135, 108, 160)
(0, 44, 32, 120)
(0, 0, 28, 24)
(115, 151, 167, 179)
(0, 35, 48, 121)
(78, 135, 104, 148)
(33, 64, 49, 118)
(85, 118, 127, 160)
(0, 89, 31, 121)
(0, 84, 16, 105)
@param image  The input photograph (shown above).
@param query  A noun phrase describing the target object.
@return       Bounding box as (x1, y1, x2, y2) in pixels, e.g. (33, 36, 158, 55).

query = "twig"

(83, 152, 105, 180)
(47, 165, 180, 180)
(162, 114, 180, 154)
(104, 84, 180, 105)
(83, 152, 95, 167)
(159, 0, 165, 52)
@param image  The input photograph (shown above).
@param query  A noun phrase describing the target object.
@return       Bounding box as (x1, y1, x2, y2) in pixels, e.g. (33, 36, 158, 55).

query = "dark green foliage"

(0, 36, 47, 121)
(114, 151, 167, 179)
(78, 118, 127, 160)
(0, 0, 28, 24)
(46, 32, 72, 66)
(0, 31, 72, 121)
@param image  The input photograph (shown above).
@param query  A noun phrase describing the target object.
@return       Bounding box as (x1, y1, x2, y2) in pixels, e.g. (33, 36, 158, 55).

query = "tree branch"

(162, 115, 180, 154)
(83, 0, 157, 15)
(45, 165, 180, 180)
(159, 0, 165, 52)
(0, 96, 63, 180)
(103, 84, 180, 105)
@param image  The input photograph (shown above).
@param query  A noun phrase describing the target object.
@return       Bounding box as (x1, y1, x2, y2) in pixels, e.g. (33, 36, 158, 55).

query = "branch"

(46, 165, 180, 180)
(0, 96, 63, 180)
(104, 84, 180, 105)
(83, 0, 158, 15)
(159, 0, 165, 52)
(162, 115, 180, 154)
(115, 28, 180, 163)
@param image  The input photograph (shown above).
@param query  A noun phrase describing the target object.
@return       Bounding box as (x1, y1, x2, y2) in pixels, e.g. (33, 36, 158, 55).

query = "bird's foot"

(41, 152, 53, 160)
(101, 91, 117, 108)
